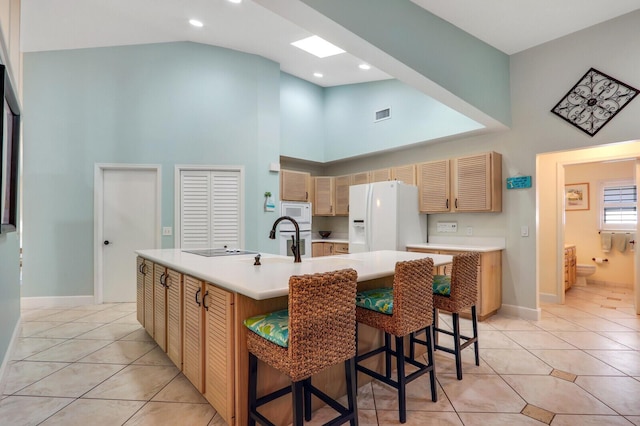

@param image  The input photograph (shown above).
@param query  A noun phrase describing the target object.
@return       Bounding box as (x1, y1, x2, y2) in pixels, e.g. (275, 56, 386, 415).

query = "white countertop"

(136, 249, 453, 300)
(406, 243, 504, 252)
(311, 238, 349, 244)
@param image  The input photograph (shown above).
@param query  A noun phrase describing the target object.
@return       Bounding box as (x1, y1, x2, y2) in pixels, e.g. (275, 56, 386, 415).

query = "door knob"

(104, 240, 111, 245)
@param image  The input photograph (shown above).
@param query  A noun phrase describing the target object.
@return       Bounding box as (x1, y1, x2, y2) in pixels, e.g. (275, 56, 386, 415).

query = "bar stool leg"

(433, 308, 440, 347)
(395, 335, 407, 423)
(303, 377, 312, 422)
(248, 352, 258, 426)
(452, 313, 463, 380)
(345, 357, 358, 426)
(292, 381, 304, 426)
(472, 306, 480, 366)
(425, 325, 438, 402)
(385, 333, 392, 379)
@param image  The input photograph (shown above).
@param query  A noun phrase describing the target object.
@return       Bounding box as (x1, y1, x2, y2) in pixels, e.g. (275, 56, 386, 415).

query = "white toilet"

(575, 264, 596, 286)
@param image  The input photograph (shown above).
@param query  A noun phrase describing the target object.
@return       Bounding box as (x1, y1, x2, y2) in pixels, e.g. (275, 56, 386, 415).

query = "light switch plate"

(521, 225, 529, 237)
(437, 222, 457, 233)
(162, 227, 173, 236)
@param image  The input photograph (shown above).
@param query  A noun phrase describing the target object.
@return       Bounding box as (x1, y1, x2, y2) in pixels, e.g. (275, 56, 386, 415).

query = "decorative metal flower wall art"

(551, 68, 638, 136)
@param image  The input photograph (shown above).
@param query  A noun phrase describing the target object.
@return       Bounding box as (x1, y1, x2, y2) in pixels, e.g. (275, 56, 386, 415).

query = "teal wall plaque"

(506, 176, 532, 189)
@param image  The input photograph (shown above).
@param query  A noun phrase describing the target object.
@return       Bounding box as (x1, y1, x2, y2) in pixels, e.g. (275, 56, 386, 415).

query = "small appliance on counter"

(349, 181, 426, 253)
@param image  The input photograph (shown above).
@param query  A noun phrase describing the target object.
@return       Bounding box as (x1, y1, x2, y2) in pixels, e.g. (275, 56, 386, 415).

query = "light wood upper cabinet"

(351, 172, 370, 186)
(314, 176, 335, 216)
(370, 168, 391, 182)
(452, 152, 502, 212)
(280, 169, 310, 201)
(418, 159, 451, 213)
(418, 152, 502, 213)
(392, 164, 416, 185)
(334, 175, 350, 216)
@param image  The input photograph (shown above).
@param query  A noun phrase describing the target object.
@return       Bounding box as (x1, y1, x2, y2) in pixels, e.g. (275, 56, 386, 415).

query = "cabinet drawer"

(334, 243, 349, 254)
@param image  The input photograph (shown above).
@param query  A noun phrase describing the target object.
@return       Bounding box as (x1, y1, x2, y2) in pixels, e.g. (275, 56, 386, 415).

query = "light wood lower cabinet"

(143, 260, 154, 337)
(204, 283, 235, 424)
(153, 266, 168, 351)
(564, 245, 576, 290)
(136, 257, 148, 327)
(183, 275, 205, 392)
(312, 242, 349, 257)
(165, 268, 183, 369)
(407, 248, 502, 320)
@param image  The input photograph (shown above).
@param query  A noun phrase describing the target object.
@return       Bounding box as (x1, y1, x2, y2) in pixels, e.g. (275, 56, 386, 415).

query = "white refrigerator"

(349, 181, 426, 253)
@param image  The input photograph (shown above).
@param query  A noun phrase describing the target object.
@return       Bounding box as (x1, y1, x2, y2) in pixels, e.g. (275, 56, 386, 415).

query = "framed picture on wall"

(565, 183, 590, 211)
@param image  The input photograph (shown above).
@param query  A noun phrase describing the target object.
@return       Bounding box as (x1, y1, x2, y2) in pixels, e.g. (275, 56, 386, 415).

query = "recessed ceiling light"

(291, 36, 345, 58)
(189, 19, 203, 28)
(313, 72, 323, 78)
(359, 63, 371, 70)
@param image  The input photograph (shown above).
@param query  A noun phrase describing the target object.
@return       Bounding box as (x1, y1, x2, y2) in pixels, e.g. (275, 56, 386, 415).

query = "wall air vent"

(374, 107, 391, 122)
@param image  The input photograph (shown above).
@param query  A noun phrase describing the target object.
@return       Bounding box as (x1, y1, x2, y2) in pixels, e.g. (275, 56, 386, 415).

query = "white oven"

(279, 201, 312, 259)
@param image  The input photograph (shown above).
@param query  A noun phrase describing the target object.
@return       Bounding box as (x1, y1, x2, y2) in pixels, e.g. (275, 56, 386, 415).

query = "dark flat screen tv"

(0, 63, 20, 234)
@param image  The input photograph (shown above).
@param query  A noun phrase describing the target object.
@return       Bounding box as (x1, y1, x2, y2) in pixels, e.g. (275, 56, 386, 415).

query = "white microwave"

(279, 201, 311, 227)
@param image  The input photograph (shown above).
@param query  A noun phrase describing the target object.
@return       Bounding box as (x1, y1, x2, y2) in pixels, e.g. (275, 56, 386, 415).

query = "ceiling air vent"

(374, 107, 391, 122)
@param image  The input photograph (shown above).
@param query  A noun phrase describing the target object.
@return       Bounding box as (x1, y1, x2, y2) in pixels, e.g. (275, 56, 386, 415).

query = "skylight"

(291, 36, 345, 58)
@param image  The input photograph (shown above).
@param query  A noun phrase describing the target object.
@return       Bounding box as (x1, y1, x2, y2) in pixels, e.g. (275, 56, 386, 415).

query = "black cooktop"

(183, 248, 258, 257)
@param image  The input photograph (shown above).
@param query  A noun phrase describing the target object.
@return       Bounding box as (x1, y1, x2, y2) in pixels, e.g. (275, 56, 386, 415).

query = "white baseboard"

(0, 318, 21, 396)
(539, 292, 560, 304)
(21, 295, 95, 310)
(499, 304, 541, 321)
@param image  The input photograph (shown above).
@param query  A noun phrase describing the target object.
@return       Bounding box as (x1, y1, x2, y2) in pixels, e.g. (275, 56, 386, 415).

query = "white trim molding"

(499, 304, 541, 321)
(21, 295, 95, 310)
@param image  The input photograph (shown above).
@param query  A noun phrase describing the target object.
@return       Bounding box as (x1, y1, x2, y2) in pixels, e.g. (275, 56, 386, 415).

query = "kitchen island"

(135, 249, 452, 425)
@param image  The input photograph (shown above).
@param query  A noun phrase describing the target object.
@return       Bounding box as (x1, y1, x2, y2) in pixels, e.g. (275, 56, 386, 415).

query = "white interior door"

(102, 168, 158, 302)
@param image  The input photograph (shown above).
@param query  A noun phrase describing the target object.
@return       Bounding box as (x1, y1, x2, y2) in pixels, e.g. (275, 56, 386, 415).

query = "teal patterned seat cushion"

(433, 275, 451, 297)
(355, 288, 393, 315)
(243, 309, 289, 348)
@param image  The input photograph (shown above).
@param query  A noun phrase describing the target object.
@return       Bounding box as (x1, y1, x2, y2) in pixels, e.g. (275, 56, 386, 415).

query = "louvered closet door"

(136, 257, 145, 326)
(204, 283, 235, 425)
(166, 268, 183, 369)
(454, 153, 491, 211)
(144, 262, 154, 337)
(418, 160, 450, 213)
(183, 275, 204, 392)
(181, 170, 241, 249)
(153, 266, 168, 352)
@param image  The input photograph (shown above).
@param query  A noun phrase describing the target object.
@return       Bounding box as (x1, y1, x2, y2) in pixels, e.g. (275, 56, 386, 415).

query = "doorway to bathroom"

(537, 140, 640, 315)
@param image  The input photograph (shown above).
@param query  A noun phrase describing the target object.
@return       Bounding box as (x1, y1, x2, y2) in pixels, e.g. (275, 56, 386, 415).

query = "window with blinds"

(600, 180, 637, 230)
(180, 169, 242, 249)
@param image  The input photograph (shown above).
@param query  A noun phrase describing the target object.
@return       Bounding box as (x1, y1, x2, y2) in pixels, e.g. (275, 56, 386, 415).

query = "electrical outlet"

(437, 222, 457, 233)
(162, 227, 173, 236)
(466, 226, 473, 236)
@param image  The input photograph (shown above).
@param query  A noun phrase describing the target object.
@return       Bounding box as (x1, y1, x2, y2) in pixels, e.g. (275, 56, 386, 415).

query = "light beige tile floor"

(1, 284, 638, 425)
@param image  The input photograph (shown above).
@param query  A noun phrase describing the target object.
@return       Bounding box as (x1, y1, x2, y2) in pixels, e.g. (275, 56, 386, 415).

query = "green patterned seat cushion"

(243, 309, 289, 348)
(433, 275, 451, 297)
(355, 287, 393, 314)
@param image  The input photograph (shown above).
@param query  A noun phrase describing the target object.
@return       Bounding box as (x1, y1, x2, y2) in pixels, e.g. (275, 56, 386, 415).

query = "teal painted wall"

(0, 231, 20, 363)
(22, 42, 281, 298)
(323, 79, 482, 161)
(280, 73, 325, 161)
(301, 0, 511, 127)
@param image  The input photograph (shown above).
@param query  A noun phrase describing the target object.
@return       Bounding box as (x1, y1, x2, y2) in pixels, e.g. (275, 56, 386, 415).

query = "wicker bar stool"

(429, 251, 480, 380)
(355, 258, 437, 424)
(244, 268, 358, 426)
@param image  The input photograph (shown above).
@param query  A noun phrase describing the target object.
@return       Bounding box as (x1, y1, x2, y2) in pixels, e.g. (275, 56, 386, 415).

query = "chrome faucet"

(269, 216, 301, 263)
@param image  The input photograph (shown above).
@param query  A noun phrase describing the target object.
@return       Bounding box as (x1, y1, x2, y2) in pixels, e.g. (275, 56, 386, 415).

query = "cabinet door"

(153, 265, 168, 351)
(370, 168, 391, 182)
(204, 283, 235, 425)
(417, 160, 451, 213)
(280, 169, 310, 201)
(452, 152, 502, 212)
(323, 243, 334, 256)
(183, 275, 204, 392)
(392, 164, 416, 185)
(136, 257, 146, 327)
(351, 172, 370, 185)
(144, 261, 155, 337)
(314, 176, 335, 216)
(166, 268, 183, 369)
(334, 175, 350, 216)
(334, 243, 349, 254)
(312, 242, 324, 257)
